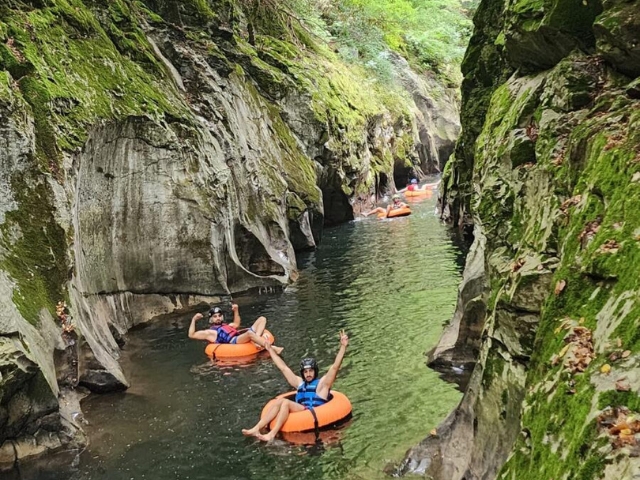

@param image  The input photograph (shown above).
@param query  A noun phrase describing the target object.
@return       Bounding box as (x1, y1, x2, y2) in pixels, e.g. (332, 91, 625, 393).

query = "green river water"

(29, 194, 464, 480)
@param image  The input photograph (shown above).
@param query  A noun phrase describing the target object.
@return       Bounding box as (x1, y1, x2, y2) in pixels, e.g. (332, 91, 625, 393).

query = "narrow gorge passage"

(21, 195, 464, 480)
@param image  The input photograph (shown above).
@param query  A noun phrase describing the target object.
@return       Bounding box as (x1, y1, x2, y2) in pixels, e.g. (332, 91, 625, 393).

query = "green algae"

(0, 174, 69, 327)
(0, 70, 13, 103)
(1, 1, 186, 171)
(468, 41, 640, 479)
(505, 109, 638, 480)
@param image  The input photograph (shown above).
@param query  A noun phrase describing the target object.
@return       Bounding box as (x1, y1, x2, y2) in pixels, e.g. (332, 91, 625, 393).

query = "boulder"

(594, 0, 640, 78)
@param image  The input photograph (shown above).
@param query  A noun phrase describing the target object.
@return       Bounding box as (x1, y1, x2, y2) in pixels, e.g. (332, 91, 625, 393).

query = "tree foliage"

(239, 0, 476, 85)
(322, 0, 474, 82)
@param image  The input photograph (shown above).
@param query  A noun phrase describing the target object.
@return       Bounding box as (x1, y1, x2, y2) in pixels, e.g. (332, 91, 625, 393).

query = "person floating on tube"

(188, 304, 283, 354)
(242, 330, 349, 442)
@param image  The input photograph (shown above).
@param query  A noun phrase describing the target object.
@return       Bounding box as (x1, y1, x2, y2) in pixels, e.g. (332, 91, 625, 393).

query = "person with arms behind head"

(362, 194, 408, 217)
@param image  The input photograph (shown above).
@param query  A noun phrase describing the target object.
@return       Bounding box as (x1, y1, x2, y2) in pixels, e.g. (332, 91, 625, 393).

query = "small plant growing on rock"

(56, 301, 74, 333)
(597, 406, 640, 453)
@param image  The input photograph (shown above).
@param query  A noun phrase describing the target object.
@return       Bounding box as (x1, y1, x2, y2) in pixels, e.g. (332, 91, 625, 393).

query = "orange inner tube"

(260, 391, 352, 433)
(379, 206, 412, 218)
(404, 189, 433, 198)
(204, 329, 274, 358)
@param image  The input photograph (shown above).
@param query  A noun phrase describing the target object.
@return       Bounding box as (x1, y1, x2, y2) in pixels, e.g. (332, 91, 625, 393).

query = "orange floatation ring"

(404, 181, 440, 197)
(260, 391, 352, 433)
(204, 329, 274, 359)
(404, 189, 433, 198)
(379, 206, 412, 218)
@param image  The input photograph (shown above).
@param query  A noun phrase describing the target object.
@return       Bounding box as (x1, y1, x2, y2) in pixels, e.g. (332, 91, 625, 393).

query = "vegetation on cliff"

(0, 0, 186, 325)
(432, 0, 640, 479)
(235, 0, 476, 86)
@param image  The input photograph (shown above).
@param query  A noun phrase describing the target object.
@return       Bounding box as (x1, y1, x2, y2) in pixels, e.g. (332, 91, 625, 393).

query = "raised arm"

(230, 303, 241, 328)
(265, 343, 301, 389)
(188, 313, 216, 341)
(319, 330, 349, 391)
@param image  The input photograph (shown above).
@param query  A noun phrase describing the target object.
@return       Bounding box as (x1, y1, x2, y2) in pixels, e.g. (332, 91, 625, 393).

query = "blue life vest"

(295, 379, 327, 408)
(211, 323, 238, 344)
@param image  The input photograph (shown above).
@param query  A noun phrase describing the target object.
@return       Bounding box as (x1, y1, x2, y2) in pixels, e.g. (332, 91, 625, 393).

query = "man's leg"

(257, 400, 306, 442)
(242, 398, 283, 437)
(363, 207, 385, 217)
(235, 331, 283, 354)
(251, 316, 267, 337)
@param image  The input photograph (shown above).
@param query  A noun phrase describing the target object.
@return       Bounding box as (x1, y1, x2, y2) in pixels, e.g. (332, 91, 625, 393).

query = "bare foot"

(257, 432, 275, 442)
(242, 427, 260, 437)
(272, 346, 284, 355)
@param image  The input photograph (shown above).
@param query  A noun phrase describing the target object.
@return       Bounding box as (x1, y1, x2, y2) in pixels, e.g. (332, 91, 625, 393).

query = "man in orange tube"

(188, 304, 283, 354)
(399, 177, 441, 193)
(242, 330, 349, 442)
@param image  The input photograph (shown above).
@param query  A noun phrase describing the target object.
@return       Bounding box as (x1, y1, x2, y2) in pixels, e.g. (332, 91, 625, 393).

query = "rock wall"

(0, 0, 460, 469)
(403, 1, 640, 479)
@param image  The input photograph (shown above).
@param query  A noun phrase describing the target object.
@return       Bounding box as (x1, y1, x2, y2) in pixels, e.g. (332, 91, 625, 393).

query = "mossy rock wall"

(414, 0, 640, 479)
(0, 0, 459, 464)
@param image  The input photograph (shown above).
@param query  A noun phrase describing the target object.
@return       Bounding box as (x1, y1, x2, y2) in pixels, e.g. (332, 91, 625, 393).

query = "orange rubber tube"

(404, 189, 433, 198)
(204, 330, 274, 358)
(260, 391, 352, 433)
(379, 206, 412, 218)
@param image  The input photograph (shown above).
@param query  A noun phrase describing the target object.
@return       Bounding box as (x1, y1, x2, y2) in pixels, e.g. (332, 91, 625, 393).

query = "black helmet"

(299, 358, 318, 379)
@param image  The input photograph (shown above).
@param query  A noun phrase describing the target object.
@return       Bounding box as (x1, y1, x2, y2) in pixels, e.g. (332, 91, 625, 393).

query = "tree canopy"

(292, 0, 477, 84)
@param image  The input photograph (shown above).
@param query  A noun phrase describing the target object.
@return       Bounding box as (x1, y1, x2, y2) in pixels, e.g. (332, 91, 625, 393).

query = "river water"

(37, 194, 464, 480)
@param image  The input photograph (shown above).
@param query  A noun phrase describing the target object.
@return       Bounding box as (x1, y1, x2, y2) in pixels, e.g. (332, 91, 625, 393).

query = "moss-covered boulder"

(594, 0, 640, 78)
(503, 0, 603, 72)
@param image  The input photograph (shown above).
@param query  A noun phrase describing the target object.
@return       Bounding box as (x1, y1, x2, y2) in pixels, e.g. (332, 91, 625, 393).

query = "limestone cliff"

(402, 0, 640, 479)
(0, 0, 459, 469)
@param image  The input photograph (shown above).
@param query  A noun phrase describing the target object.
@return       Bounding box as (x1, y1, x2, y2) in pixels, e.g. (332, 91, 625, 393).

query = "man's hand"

(231, 303, 238, 312)
(339, 329, 349, 347)
(194, 313, 203, 321)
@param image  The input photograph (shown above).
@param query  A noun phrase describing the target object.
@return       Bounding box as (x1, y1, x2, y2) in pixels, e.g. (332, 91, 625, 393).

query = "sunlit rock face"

(413, 1, 640, 480)
(0, 0, 460, 467)
(388, 52, 461, 180)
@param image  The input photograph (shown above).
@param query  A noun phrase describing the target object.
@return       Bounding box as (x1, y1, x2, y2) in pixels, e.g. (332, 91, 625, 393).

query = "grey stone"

(595, 0, 640, 78)
(0, 441, 16, 469)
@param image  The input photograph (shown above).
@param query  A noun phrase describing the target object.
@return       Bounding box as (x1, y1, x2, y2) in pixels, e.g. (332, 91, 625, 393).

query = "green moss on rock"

(0, 174, 69, 326)
(1, 2, 186, 172)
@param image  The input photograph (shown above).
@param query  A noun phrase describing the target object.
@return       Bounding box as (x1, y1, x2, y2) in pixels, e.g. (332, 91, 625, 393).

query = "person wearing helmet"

(188, 303, 283, 354)
(242, 330, 349, 442)
(399, 177, 442, 193)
